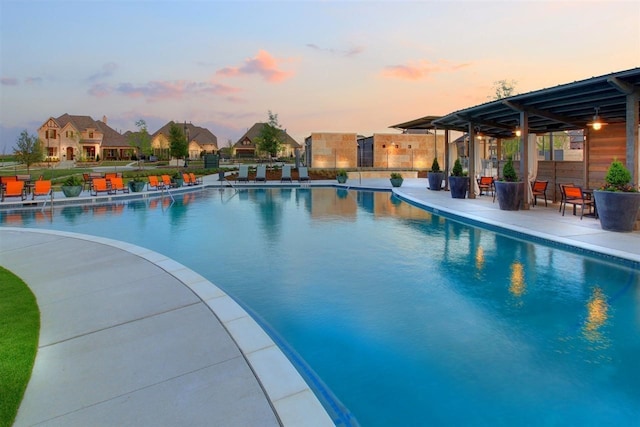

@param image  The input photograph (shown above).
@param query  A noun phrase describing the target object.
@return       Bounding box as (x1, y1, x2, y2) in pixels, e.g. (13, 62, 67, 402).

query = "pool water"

(2, 188, 639, 426)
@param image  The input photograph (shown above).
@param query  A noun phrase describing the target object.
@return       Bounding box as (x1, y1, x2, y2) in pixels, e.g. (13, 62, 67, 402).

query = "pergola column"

(519, 111, 530, 210)
(444, 129, 450, 190)
(468, 123, 476, 199)
(626, 91, 639, 186)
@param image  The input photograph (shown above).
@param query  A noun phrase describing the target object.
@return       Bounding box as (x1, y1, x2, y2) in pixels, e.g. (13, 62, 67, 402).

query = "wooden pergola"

(392, 68, 640, 207)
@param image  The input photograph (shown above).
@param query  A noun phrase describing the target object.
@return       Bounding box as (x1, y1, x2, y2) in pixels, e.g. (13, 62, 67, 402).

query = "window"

(88, 132, 94, 138)
(66, 131, 74, 138)
(46, 129, 57, 139)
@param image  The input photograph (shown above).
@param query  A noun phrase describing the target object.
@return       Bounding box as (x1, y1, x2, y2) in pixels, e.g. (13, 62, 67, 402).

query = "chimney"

(102, 115, 107, 124)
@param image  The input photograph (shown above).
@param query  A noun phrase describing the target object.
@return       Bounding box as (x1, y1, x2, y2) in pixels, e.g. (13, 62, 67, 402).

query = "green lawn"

(0, 267, 40, 427)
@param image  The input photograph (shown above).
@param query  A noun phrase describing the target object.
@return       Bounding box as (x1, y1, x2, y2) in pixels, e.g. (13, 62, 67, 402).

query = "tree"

(490, 79, 517, 100)
(13, 130, 43, 172)
(128, 119, 152, 168)
(255, 111, 284, 159)
(169, 122, 188, 164)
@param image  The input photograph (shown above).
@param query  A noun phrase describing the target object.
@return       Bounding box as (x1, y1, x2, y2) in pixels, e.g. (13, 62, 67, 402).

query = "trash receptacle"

(218, 170, 225, 181)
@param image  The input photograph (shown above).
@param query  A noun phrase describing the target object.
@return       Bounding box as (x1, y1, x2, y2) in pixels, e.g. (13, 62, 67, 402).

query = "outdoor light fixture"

(588, 107, 606, 131)
(515, 128, 522, 137)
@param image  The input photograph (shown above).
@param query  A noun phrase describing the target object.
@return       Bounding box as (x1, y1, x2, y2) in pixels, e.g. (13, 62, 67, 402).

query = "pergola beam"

(502, 100, 583, 127)
(608, 77, 640, 95)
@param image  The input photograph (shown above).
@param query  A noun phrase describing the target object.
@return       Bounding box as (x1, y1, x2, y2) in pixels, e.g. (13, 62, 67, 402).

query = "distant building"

(151, 121, 218, 160)
(37, 114, 129, 161)
(233, 123, 301, 158)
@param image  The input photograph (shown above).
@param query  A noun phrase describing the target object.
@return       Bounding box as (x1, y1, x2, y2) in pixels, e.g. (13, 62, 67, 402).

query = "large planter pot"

(495, 181, 524, 210)
(593, 190, 640, 232)
(428, 172, 444, 191)
(449, 176, 468, 199)
(390, 178, 403, 188)
(172, 178, 184, 187)
(128, 181, 146, 192)
(337, 175, 347, 184)
(61, 185, 83, 198)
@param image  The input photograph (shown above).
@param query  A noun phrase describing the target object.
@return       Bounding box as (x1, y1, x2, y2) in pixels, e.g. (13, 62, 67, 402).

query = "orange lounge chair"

(183, 173, 194, 186)
(2, 180, 26, 201)
(477, 176, 494, 196)
(32, 180, 52, 200)
(561, 185, 594, 219)
(91, 178, 112, 196)
(161, 175, 173, 188)
(148, 175, 163, 190)
(531, 180, 548, 206)
(109, 177, 129, 194)
(189, 173, 202, 185)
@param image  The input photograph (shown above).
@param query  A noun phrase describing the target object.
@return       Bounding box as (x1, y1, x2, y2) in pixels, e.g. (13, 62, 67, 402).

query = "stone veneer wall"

(372, 134, 445, 170)
(308, 132, 358, 168)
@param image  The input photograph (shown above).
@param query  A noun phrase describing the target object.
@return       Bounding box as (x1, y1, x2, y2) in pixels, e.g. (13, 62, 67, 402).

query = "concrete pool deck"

(1, 175, 638, 426)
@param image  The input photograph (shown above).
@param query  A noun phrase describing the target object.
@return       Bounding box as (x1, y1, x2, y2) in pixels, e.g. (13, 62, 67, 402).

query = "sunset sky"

(1, 0, 638, 153)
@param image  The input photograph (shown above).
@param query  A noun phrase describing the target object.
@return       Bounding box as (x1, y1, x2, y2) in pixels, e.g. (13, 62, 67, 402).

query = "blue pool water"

(2, 188, 639, 426)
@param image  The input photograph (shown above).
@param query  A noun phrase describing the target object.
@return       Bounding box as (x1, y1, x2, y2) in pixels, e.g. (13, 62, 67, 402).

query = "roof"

(54, 114, 128, 148)
(233, 123, 301, 148)
(397, 68, 640, 138)
(152, 121, 218, 149)
(389, 115, 442, 130)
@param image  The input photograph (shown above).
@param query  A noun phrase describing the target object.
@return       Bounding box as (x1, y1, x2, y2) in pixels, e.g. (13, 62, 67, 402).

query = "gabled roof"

(397, 68, 640, 138)
(51, 113, 128, 148)
(233, 123, 301, 148)
(152, 121, 218, 149)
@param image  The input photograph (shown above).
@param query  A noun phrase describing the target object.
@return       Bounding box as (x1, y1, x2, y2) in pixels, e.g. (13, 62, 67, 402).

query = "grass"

(0, 267, 40, 427)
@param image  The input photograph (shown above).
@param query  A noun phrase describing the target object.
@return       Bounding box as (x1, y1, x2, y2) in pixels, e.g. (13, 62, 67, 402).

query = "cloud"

(88, 79, 241, 101)
(1, 77, 19, 86)
(381, 59, 472, 80)
(88, 62, 118, 82)
(216, 50, 294, 83)
(25, 77, 43, 85)
(306, 43, 364, 58)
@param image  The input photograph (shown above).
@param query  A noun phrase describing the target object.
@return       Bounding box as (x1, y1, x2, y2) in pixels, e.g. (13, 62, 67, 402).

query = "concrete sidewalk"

(1, 228, 332, 427)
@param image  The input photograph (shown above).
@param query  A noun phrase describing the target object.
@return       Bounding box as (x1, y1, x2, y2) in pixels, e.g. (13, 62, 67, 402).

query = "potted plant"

(61, 175, 84, 197)
(336, 169, 348, 184)
(593, 159, 640, 232)
(390, 172, 403, 187)
(172, 171, 184, 187)
(449, 158, 468, 198)
(128, 175, 147, 192)
(494, 156, 524, 210)
(428, 158, 444, 191)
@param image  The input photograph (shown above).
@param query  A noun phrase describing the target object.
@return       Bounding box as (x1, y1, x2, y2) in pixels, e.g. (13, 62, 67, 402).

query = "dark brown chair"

(531, 180, 548, 207)
(562, 185, 594, 219)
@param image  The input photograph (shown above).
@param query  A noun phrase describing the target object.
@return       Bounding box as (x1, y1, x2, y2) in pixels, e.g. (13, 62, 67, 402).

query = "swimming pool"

(2, 187, 639, 425)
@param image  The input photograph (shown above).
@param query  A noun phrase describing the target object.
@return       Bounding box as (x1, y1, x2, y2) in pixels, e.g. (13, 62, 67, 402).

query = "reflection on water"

(475, 246, 485, 271)
(583, 287, 609, 344)
(509, 261, 526, 298)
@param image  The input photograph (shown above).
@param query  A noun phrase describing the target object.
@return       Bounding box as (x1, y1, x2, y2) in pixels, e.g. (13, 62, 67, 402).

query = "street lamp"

(183, 121, 189, 168)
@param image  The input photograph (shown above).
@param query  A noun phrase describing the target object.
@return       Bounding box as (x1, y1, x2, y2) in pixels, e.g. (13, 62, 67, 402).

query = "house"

(233, 123, 301, 158)
(38, 114, 129, 161)
(151, 121, 218, 160)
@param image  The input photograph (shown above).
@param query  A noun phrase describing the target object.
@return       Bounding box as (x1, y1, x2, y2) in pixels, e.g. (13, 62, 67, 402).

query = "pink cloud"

(216, 50, 294, 83)
(381, 59, 472, 81)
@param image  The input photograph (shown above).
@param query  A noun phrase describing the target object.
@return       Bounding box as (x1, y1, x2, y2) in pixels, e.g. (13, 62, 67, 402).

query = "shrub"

(390, 172, 403, 179)
(502, 157, 518, 182)
(603, 159, 635, 192)
(337, 169, 348, 177)
(431, 158, 441, 173)
(451, 159, 463, 177)
(63, 175, 83, 186)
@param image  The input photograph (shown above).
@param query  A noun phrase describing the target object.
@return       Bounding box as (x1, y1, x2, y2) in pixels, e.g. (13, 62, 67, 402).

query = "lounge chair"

(255, 165, 267, 182)
(2, 180, 26, 201)
(32, 180, 52, 200)
(161, 175, 173, 188)
(183, 173, 194, 186)
(558, 183, 573, 212)
(298, 167, 309, 182)
(236, 165, 249, 183)
(148, 175, 163, 190)
(91, 178, 112, 196)
(531, 180, 548, 206)
(189, 173, 202, 185)
(281, 165, 292, 182)
(562, 185, 594, 219)
(109, 177, 129, 194)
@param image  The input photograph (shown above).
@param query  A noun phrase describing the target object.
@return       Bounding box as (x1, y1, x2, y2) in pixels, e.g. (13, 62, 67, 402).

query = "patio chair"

(2, 180, 26, 202)
(562, 185, 594, 219)
(558, 183, 573, 212)
(236, 165, 249, 183)
(531, 180, 548, 206)
(109, 177, 129, 194)
(298, 167, 309, 182)
(189, 173, 202, 185)
(32, 180, 52, 200)
(161, 175, 173, 188)
(477, 176, 494, 197)
(182, 173, 194, 186)
(255, 165, 267, 182)
(281, 165, 292, 182)
(91, 178, 112, 196)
